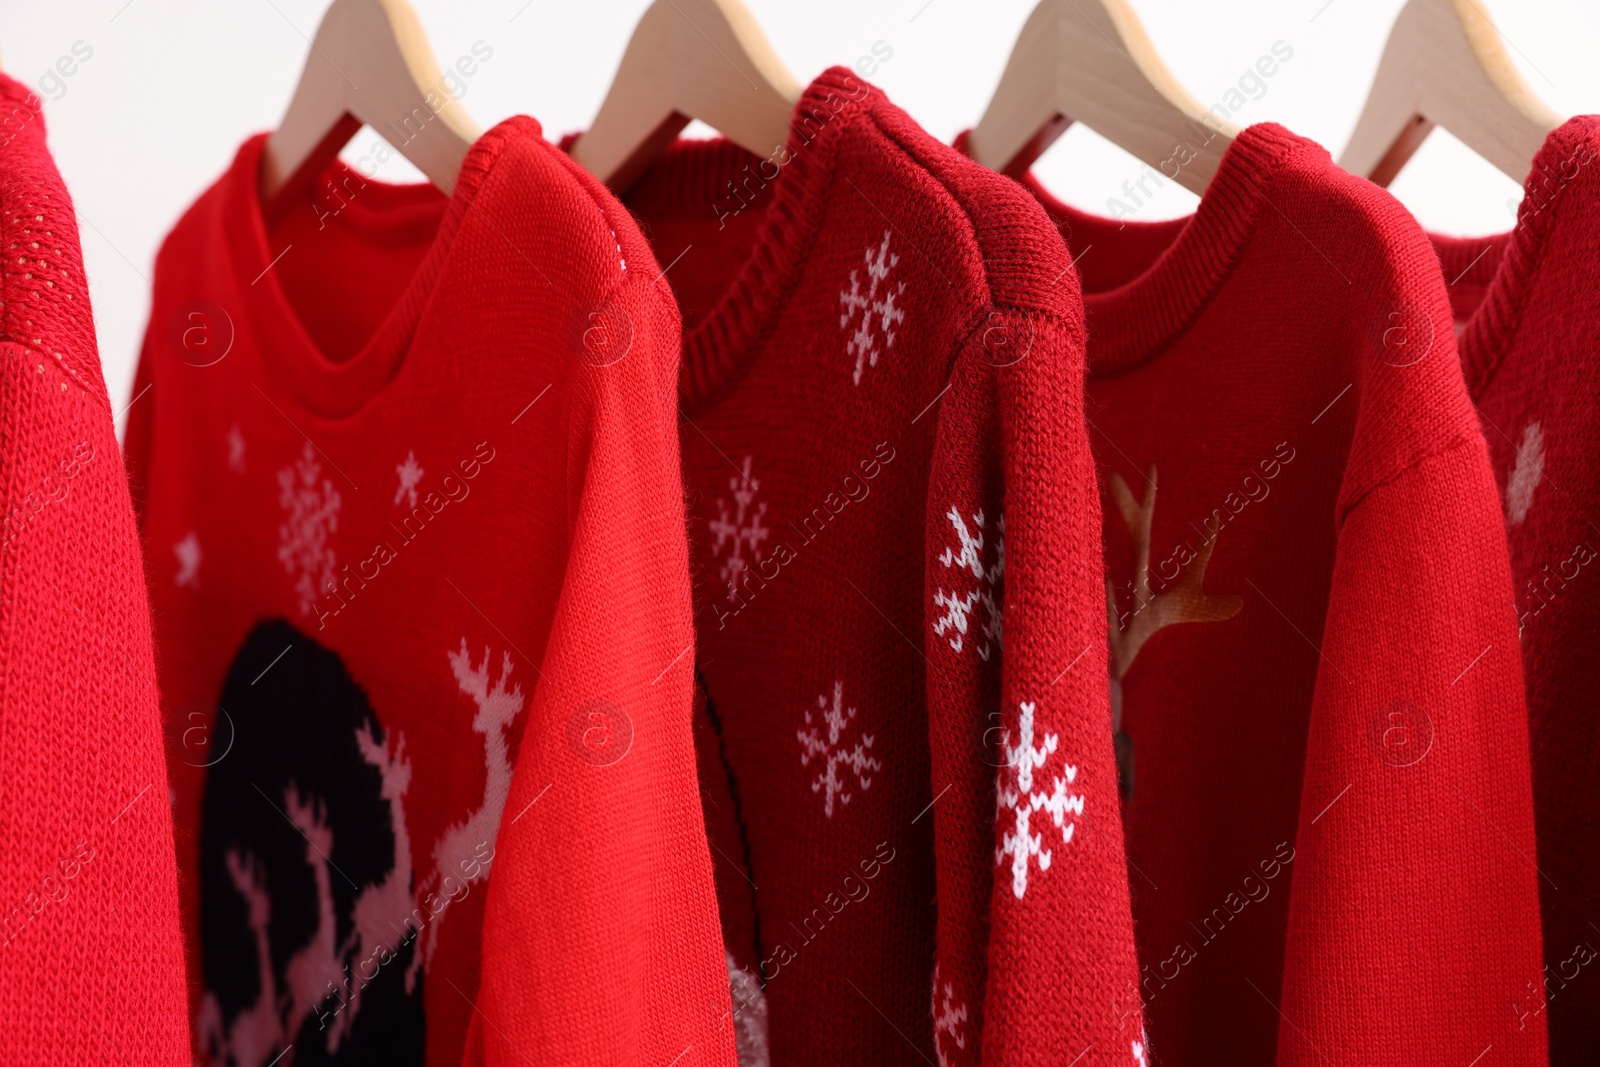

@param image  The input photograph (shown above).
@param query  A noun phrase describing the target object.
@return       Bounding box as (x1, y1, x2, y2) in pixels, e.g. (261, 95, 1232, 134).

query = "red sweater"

(0, 74, 190, 1062)
(1008, 125, 1547, 1065)
(1433, 115, 1600, 1064)
(125, 119, 735, 1066)
(617, 68, 1143, 1066)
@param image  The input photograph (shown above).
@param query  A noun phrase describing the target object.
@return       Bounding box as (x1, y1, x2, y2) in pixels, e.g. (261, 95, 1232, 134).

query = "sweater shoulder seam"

(1337, 429, 1480, 527)
(861, 102, 1079, 316)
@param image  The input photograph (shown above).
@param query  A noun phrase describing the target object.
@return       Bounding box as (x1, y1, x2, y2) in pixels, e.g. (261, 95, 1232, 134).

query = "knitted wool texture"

(620, 68, 1143, 1066)
(124, 117, 735, 1066)
(1011, 124, 1548, 1066)
(0, 72, 191, 1063)
(1432, 115, 1600, 1065)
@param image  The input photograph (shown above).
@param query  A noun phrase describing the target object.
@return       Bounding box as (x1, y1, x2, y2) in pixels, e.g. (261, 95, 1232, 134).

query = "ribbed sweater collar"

(1005, 123, 1303, 376)
(608, 66, 885, 414)
(1440, 116, 1600, 398)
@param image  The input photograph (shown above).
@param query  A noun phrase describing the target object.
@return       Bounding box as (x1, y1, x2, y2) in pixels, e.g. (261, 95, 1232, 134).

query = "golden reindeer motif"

(1105, 466, 1243, 794)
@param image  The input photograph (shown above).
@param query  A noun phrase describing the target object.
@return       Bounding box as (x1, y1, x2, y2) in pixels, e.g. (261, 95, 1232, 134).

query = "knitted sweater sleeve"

(0, 75, 191, 1062)
(1276, 371, 1547, 1060)
(469, 157, 736, 1066)
(925, 305, 1146, 1067)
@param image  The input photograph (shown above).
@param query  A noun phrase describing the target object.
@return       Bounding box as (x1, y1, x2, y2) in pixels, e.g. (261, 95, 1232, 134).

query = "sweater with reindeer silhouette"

(1013, 123, 1546, 1067)
(1432, 115, 1600, 1066)
(123, 119, 736, 1067)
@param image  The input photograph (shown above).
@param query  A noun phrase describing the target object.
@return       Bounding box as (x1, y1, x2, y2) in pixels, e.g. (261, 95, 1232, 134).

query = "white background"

(0, 0, 1597, 424)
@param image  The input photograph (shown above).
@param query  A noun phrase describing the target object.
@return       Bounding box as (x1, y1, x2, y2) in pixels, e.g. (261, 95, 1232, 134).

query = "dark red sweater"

(125, 119, 735, 1066)
(1433, 115, 1600, 1065)
(618, 68, 1143, 1066)
(0, 73, 191, 1062)
(1008, 125, 1547, 1065)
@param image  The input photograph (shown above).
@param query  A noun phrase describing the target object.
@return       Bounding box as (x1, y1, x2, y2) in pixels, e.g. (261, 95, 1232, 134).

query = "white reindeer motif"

(281, 788, 344, 1039)
(327, 723, 417, 1047)
(197, 850, 284, 1067)
(201, 733, 423, 1064)
(411, 641, 525, 981)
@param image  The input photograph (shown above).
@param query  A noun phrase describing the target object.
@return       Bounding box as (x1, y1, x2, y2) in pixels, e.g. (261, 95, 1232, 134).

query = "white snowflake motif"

(174, 530, 201, 590)
(707, 456, 770, 601)
(796, 681, 882, 818)
(1133, 1037, 1149, 1067)
(394, 450, 425, 509)
(839, 229, 908, 386)
(277, 441, 341, 616)
(226, 423, 246, 474)
(933, 506, 1005, 661)
(995, 700, 1082, 899)
(1505, 420, 1543, 525)
(932, 964, 969, 1067)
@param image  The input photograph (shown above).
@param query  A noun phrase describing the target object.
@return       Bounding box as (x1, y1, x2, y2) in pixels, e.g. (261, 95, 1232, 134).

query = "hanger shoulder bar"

(264, 0, 483, 199)
(971, 0, 1236, 197)
(1340, 0, 1560, 186)
(572, 0, 800, 191)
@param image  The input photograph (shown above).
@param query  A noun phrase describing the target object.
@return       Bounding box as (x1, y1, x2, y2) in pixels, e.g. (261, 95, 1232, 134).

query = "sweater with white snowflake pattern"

(1432, 115, 1600, 1064)
(618, 67, 1144, 1066)
(123, 119, 736, 1067)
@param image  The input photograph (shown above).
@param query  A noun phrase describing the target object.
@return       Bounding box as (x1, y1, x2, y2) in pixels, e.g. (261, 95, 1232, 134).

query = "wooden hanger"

(1340, 0, 1561, 187)
(261, 0, 483, 201)
(969, 0, 1237, 196)
(571, 0, 802, 192)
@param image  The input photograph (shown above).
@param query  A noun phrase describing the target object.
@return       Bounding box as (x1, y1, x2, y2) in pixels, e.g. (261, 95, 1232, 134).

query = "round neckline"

(966, 123, 1303, 376)
(223, 116, 540, 420)
(622, 66, 874, 415)
(1443, 116, 1600, 399)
